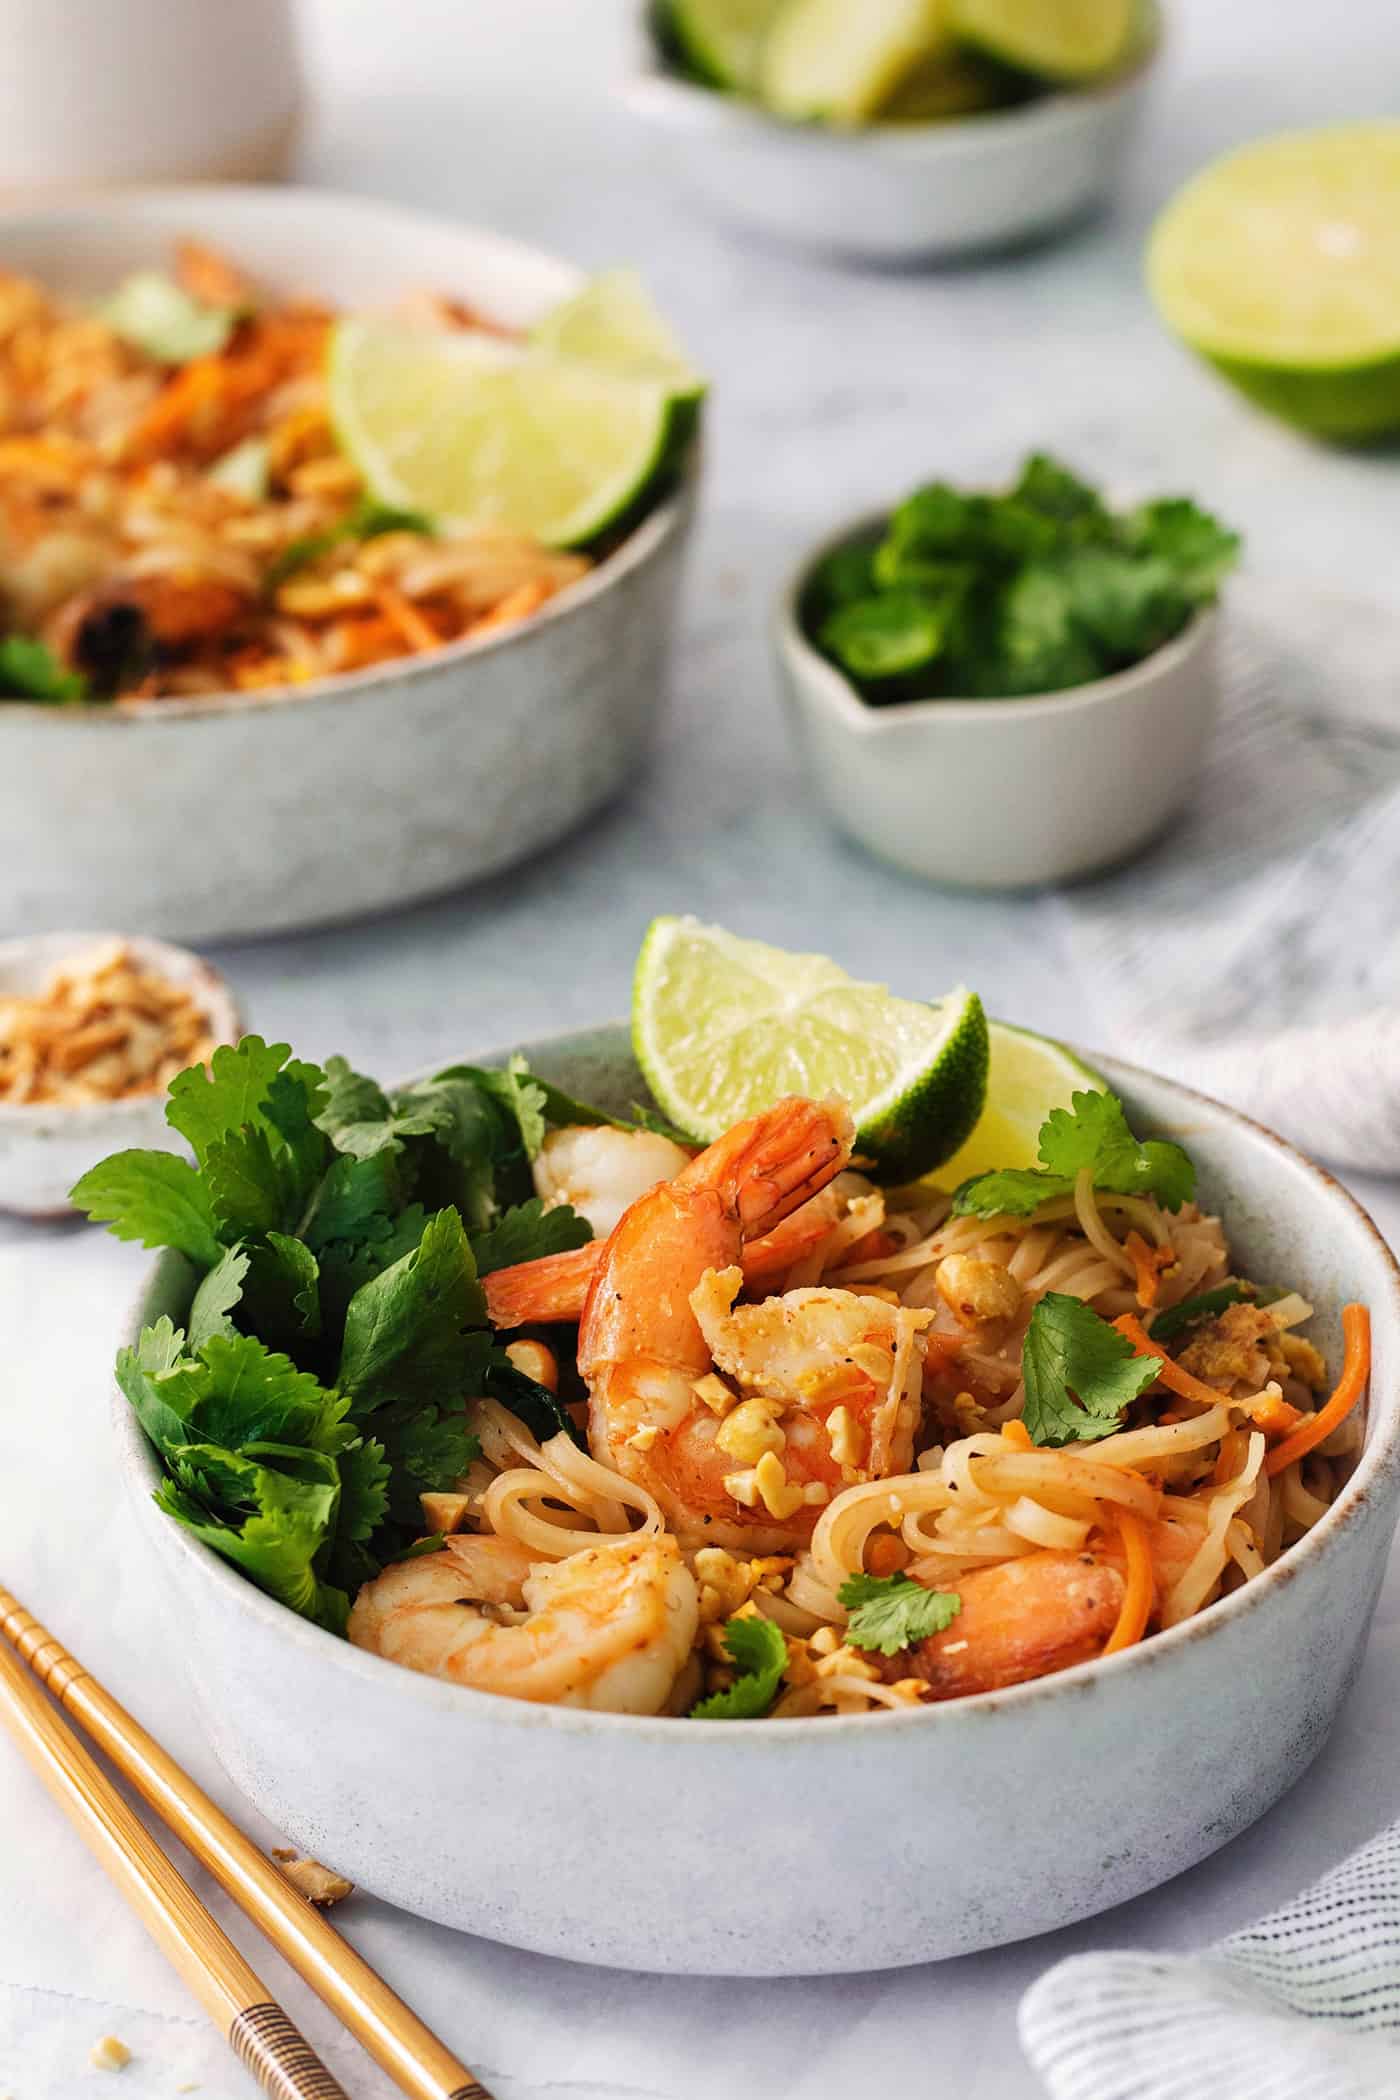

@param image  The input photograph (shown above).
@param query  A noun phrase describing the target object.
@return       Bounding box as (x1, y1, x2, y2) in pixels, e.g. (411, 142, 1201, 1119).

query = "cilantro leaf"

(204, 1125, 289, 1242)
(819, 591, 952, 683)
(0, 634, 86, 703)
(1021, 1293, 1162, 1447)
(954, 1089, 1195, 1217)
(1054, 547, 1191, 663)
(165, 1037, 294, 1167)
(838, 1571, 961, 1655)
(991, 563, 1105, 696)
(1013, 453, 1110, 534)
(1123, 497, 1240, 604)
(690, 1615, 788, 1721)
(373, 1398, 483, 1526)
(156, 1441, 348, 1633)
(324, 1437, 392, 1591)
(187, 1244, 250, 1347)
(242, 1232, 322, 1349)
(118, 1326, 352, 1460)
(70, 1148, 222, 1268)
(337, 1208, 487, 1409)
(471, 1198, 592, 1276)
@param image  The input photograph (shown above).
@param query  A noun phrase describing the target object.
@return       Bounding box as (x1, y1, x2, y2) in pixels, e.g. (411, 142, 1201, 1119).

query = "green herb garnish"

(1149, 1280, 1253, 1342)
(266, 495, 435, 591)
(99, 271, 238, 364)
(809, 453, 1239, 704)
(0, 635, 86, 703)
(1021, 1293, 1163, 1447)
(954, 1088, 1195, 1218)
(690, 1615, 788, 1720)
(838, 1572, 961, 1655)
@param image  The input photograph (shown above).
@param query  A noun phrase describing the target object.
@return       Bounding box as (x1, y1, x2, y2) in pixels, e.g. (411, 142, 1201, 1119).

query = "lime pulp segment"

(927, 1019, 1105, 1190)
(668, 0, 783, 91)
(529, 269, 705, 401)
(328, 318, 674, 548)
(949, 0, 1135, 80)
(759, 0, 954, 124)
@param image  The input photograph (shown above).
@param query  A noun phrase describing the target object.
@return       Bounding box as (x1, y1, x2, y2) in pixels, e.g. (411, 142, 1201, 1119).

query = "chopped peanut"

(753, 1450, 805, 1520)
(419, 1491, 472, 1535)
(0, 941, 219, 1105)
(271, 1849, 354, 1906)
(627, 1424, 660, 1453)
(504, 1338, 558, 1392)
(826, 1404, 865, 1468)
(935, 1255, 1023, 1328)
(693, 1372, 739, 1417)
(90, 2038, 131, 2073)
(715, 1397, 786, 1464)
(723, 1466, 760, 1507)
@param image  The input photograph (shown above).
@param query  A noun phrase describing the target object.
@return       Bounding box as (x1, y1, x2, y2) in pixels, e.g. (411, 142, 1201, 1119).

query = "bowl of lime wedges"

(623, 0, 1160, 261)
(0, 186, 701, 942)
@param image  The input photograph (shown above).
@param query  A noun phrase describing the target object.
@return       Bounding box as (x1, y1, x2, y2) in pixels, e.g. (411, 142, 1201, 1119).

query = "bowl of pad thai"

(0, 188, 699, 941)
(95, 925, 1400, 1975)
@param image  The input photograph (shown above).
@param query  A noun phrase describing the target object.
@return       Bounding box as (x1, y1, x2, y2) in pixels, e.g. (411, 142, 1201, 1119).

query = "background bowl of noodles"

(112, 1025, 1400, 1976)
(0, 188, 697, 942)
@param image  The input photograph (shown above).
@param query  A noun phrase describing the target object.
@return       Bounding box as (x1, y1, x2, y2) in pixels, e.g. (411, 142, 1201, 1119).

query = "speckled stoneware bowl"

(0, 930, 240, 1218)
(0, 188, 696, 943)
(113, 1029, 1400, 1976)
(776, 509, 1222, 889)
(620, 21, 1159, 263)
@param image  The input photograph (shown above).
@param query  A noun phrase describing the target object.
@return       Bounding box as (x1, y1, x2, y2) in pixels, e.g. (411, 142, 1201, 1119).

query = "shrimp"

(532, 1123, 693, 1239)
(580, 1096, 911, 1552)
(348, 1534, 698, 1715)
(484, 1182, 847, 1328)
(895, 1551, 1125, 1699)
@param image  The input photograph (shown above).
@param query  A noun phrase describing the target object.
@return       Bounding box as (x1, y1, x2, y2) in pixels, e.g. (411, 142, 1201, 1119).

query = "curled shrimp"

(347, 1533, 698, 1715)
(579, 1096, 910, 1552)
(531, 1123, 694, 1240)
(897, 1551, 1125, 1699)
(485, 1182, 847, 1329)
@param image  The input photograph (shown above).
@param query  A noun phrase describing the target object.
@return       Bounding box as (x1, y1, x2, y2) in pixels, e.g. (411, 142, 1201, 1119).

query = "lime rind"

(949, 0, 1135, 81)
(632, 916, 990, 1180)
(327, 320, 675, 549)
(667, 0, 782, 90)
(926, 1018, 1105, 1190)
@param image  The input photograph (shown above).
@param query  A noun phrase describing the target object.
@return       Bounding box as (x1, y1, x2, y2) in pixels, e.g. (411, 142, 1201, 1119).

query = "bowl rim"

(0, 183, 697, 729)
(0, 929, 242, 1127)
(776, 504, 1220, 734)
(621, 14, 1160, 154)
(112, 1037, 1400, 1742)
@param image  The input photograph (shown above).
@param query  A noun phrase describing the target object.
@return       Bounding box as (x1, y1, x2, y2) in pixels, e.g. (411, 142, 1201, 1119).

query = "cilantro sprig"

(1020, 1293, 1163, 1447)
(690, 1615, 788, 1720)
(954, 1088, 1195, 1219)
(839, 1572, 961, 1655)
(72, 1034, 608, 1632)
(805, 453, 1239, 704)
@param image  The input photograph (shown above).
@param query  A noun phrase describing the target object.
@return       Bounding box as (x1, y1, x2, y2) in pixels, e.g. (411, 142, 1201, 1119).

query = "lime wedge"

(666, 0, 782, 91)
(758, 0, 954, 126)
(632, 916, 989, 1179)
(950, 0, 1134, 81)
(926, 1020, 1105, 1190)
(878, 47, 1013, 122)
(328, 319, 673, 548)
(1148, 124, 1400, 441)
(530, 270, 704, 402)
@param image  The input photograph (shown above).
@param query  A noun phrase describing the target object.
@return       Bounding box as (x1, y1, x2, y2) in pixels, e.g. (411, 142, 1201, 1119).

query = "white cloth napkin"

(1019, 1817, 1400, 2100)
(1053, 579, 1400, 1174)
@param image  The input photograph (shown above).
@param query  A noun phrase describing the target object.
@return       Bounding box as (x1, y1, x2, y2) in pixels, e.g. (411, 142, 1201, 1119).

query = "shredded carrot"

(866, 1533, 910, 1578)
(1114, 1312, 1233, 1411)
(373, 584, 440, 655)
(1103, 1508, 1153, 1654)
(1001, 1419, 1033, 1451)
(1264, 1304, 1370, 1478)
(1248, 1389, 1303, 1441)
(1124, 1231, 1174, 1309)
(467, 577, 551, 637)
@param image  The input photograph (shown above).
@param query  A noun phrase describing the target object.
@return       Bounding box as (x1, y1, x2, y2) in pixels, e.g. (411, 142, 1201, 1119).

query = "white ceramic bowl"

(0, 931, 239, 1218)
(776, 511, 1222, 888)
(0, 188, 697, 943)
(113, 1026, 1400, 1976)
(619, 38, 1158, 262)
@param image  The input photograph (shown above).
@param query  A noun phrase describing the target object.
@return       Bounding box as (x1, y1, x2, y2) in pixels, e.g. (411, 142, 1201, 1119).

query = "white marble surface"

(6, 1, 1400, 2094)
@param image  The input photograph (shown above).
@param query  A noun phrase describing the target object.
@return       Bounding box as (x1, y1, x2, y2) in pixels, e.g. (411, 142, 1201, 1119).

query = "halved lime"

(632, 916, 989, 1179)
(667, 0, 782, 91)
(758, 0, 954, 126)
(1148, 125, 1400, 441)
(328, 319, 673, 547)
(530, 270, 705, 402)
(950, 0, 1134, 81)
(879, 47, 1013, 122)
(926, 1019, 1105, 1190)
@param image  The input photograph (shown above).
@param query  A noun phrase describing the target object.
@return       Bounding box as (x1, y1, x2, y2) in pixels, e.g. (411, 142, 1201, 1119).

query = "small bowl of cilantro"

(776, 453, 1239, 889)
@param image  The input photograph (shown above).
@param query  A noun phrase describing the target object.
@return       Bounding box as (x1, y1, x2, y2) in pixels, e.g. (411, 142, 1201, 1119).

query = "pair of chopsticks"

(0, 1583, 492, 2100)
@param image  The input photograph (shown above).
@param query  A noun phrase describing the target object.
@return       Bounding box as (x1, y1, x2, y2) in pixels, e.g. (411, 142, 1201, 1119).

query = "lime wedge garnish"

(878, 46, 1013, 122)
(632, 916, 989, 1179)
(666, 0, 783, 91)
(1148, 124, 1400, 441)
(530, 270, 705, 402)
(949, 0, 1134, 81)
(758, 0, 954, 126)
(926, 1020, 1105, 1190)
(328, 319, 673, 548)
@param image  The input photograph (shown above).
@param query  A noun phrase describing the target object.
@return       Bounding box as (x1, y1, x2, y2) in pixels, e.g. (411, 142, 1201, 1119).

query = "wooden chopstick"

(0, 1629, 350, 2100)
(0, 1585, 492, 2100)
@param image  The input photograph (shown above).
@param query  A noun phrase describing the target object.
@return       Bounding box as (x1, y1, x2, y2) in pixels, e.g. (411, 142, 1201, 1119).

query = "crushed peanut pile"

(0, 941, 218, 1105)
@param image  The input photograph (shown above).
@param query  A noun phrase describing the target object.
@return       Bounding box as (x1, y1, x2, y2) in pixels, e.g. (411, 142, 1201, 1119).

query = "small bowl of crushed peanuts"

(0, 933, 240, 1217)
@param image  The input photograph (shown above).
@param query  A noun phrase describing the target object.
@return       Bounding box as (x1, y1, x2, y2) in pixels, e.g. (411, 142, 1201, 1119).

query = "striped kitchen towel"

(1019, 1819, 1400, 2100)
